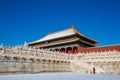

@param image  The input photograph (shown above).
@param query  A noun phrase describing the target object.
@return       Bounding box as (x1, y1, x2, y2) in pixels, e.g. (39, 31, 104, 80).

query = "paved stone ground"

(0, 73, 120, 80)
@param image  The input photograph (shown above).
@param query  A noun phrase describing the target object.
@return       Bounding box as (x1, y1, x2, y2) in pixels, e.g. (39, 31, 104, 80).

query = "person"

(93, 67, 96, 74)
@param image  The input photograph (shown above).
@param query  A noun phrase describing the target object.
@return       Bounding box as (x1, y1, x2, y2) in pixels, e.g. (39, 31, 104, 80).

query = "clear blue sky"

(0, 0, 120, 46)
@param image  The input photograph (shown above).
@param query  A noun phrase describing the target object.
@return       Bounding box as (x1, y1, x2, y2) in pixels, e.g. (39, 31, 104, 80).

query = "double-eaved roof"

(28, 26, 97, 45)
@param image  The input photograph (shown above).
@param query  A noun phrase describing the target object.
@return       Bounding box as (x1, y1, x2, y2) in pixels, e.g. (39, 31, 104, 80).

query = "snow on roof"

(28, 26, 97, 44)
(28, 27, 76, 44)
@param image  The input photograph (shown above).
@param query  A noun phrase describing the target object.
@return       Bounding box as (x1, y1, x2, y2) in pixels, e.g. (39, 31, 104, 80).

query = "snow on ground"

(0, 73, 120, 80)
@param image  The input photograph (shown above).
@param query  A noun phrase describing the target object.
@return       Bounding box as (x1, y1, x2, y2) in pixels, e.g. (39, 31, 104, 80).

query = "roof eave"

(71, 27, 98, 43)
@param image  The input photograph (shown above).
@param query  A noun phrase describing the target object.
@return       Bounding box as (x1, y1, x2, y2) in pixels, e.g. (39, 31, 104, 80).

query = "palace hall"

(28, 26, 120, 54)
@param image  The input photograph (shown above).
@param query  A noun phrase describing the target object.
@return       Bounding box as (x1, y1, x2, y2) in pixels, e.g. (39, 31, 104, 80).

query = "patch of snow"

(0, 73, 120, 80)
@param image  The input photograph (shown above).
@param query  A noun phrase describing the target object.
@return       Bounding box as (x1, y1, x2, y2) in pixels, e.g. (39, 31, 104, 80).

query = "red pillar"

(60, 49, 61, 53)
(68, 48, 70, 54)
(58, 49, 60, 52)
(77, 46, 83, 53)
(74, 47, 78, 54)
(72, 47, 74, 54)
(65, 48, 68, 53)
(70, 48, 72, 54)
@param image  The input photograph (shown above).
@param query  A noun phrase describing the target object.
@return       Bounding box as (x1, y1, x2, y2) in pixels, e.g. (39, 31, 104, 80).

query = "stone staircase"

(70, 58, 105, 74)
